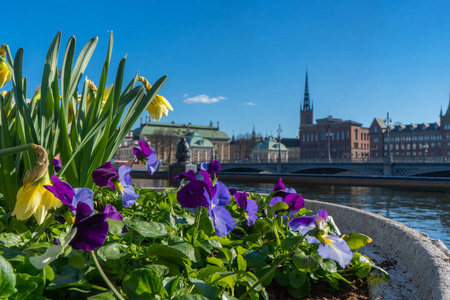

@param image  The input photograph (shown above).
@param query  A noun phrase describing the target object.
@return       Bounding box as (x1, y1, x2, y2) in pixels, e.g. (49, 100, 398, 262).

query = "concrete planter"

(304, 199, 450, 300)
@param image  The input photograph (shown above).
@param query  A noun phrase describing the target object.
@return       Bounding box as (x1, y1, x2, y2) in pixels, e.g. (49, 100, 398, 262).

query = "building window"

(320, 128, 327, 141)
(374, 127, 378, 133)
(354, 143, 358, 149)
(354, 129, 358, 140)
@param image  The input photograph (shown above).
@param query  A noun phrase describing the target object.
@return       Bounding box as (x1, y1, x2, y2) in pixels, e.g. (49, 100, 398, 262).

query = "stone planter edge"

(304, 199, 450, 300)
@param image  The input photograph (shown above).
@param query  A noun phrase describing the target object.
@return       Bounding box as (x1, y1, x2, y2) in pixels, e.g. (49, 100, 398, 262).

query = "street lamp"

(384, 112, 392, 158)
(326, 127, 333, 162)
(277, 124, 283, 164)
(423, 143, 429, 162)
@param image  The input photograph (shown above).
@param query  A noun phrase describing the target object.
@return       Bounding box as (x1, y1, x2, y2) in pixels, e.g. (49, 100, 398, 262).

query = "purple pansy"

(133, 140, 159, 175)
(289, 209, 353, 268)
(103, 204, 123, 221)
(92, 163, 139, 207)
(234, 191, 258, 226)
(92, 162, 118, 189)
(177, 174, 235, 237)
(270, 178, 304, 216)
(53, 159, 62, 173)
(200, 160, 222, 174)
(44, 175, 94, 213)
(69, 202, 122, 251)
(116, 166, 139, 207)
(174, 169, 197, 181)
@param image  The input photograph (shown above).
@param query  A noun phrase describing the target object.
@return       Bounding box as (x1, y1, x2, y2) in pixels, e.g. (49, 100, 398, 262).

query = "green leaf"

(189, 278, 219, 299)
(206, 257, 224, 268)
(87, 291, 116, 299)
(123, 268, 167, 299)
(172, 295, 207, 300)
(147, 244, 187, 266)
(97, 243, 128, 260)
(274, 266, 290, 286)
(147, 264, 169, 278)
(170, 241, 200, 263)
(13, 273, 44, 299)
(197, 266, 227, 280)
(341, 232, 372, 250)
(237, 254, 247, 271)
(281, 235, 302, 251)
(320, 259, 337, 273)
(253, 219, 274, 234)
(106, 219, 124, 236)
(243, 246, 269, 268)
(68, 251, 85, 269)
(292, 250, 322, 272)
(163, 276, 182, 298)
(287, 278, 311, 298)
(289, 269, 307, 288)
(0, 232, 22, 247)
(269, 202, 289, 218)
(255, 264, 275, 286)
(124, 219, 167, 238)
(0, 255, 16, 297)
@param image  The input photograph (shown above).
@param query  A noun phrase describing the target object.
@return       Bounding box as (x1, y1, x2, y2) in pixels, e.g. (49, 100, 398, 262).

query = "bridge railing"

(221, 156, 450, 164)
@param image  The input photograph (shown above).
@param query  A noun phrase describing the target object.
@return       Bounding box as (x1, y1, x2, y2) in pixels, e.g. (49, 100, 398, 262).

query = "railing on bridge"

(220, 156, 450, 164)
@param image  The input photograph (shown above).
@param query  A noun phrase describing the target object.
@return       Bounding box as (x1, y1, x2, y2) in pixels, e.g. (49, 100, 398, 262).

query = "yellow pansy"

(0, 44, 12, 89)
(137, 76, 173, 121)
(12, 145, 61, 224)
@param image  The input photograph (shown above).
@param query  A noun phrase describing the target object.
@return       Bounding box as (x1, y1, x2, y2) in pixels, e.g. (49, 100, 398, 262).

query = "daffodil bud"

(23, 145, 49, 189)
(0, 44, 12, 89)
(137, 76, 152, 92)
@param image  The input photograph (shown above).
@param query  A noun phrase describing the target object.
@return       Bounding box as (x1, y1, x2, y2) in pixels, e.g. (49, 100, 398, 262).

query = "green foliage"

(0, 33, 389, 300)
(0, 32, 166, 210)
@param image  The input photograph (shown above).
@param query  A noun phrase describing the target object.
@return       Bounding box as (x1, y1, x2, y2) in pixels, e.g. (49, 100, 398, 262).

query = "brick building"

(369, 99, 450, 160)
(298, 72, 370, 160)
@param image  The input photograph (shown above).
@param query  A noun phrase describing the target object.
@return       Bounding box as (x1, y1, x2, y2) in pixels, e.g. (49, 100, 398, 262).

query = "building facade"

(251, 137, 289, 163)
(113, 120, 230, 164)
(298, 72, 370, 160)
(369, 99, 450, 160)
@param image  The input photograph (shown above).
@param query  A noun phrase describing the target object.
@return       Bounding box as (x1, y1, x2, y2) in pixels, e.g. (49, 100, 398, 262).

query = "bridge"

(219, 159, 450, 176)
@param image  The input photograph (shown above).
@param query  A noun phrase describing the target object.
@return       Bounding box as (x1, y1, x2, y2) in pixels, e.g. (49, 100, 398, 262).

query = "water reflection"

(134, 179, 450, 248)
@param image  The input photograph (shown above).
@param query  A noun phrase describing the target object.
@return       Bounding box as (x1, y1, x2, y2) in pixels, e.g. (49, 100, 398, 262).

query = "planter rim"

(304, 199, 450, 300)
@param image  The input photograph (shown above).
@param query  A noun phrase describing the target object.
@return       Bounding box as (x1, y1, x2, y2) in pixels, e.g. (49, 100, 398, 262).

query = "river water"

(135, 178, 450, 249)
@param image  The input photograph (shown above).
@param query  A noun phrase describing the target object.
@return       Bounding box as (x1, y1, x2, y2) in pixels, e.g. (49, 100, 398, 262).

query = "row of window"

(382, 135, 442, 142)
(383, 142, 440, 150)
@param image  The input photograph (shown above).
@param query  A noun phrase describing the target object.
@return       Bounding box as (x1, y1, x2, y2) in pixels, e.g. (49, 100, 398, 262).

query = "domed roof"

(253, 137, 288, 151)
(186, 131, 213, 148)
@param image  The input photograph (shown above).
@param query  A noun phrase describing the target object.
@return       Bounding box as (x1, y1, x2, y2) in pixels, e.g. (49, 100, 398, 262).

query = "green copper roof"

(252, 137, 288, 151)
(186, 132, 213, 148)
(133, 122, 230, 140)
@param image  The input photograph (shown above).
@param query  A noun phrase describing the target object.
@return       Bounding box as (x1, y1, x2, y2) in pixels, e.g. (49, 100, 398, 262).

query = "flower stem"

(0, 143, 36, 157)
(237, 235, 304, 300)
(191, 207, 202, 245)
(91, 250, 126, 300)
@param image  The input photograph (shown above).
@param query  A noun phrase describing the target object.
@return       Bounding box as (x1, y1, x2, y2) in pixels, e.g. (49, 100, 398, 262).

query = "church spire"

(300, 70, 313, 125)
(303, 71, 311, 112)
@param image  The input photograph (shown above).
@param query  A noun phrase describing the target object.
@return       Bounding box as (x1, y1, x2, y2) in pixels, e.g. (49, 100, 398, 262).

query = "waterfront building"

(369, 98, 450, 160)
(298, 72, 370, 160)
(282, 138, 301, 160)
(251, 137, 289, 163)
(114, 119, 230, 164)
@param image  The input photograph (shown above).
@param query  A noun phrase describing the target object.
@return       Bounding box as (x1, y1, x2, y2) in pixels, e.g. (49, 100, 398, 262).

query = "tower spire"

(303, 71, 311, 111)
(300, 70, 313, 125)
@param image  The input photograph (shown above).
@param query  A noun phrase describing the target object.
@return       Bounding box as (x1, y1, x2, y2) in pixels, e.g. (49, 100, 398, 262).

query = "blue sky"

(3, 0, 450, 139)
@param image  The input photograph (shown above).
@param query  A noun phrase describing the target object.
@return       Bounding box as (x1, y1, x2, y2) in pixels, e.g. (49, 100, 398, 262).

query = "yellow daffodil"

(137, 76, 173, 121)
(85, 79, 113, 110)
(12, 145, 61, 224)
(0, 44, 12, 89)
